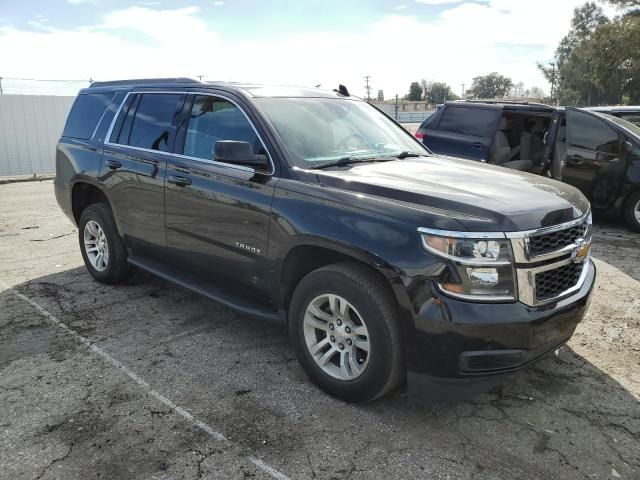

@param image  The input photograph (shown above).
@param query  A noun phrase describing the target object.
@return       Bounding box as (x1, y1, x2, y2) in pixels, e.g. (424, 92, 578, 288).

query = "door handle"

(472, 142, 484, 149)
(105, 159, 121, 170)
(167, 175, 192, 187)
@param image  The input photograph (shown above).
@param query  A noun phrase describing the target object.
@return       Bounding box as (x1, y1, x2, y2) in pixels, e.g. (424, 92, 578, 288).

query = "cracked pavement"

(1, 180, 639, 479)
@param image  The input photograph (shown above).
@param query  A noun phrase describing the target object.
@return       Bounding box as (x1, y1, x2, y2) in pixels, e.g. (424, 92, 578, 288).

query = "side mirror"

(214, 140, 269, 169)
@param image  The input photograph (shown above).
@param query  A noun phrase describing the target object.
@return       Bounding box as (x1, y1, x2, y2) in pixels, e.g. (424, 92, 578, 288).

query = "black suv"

(55, 79, 595, 402)
(416, 101, 640, 231)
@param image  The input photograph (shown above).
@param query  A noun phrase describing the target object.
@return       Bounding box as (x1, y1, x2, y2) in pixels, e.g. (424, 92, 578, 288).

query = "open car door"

(421, 104, 503, 162)
(563, 107, 628, 211)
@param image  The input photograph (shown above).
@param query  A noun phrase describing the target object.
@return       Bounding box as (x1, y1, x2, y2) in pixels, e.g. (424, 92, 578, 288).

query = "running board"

(127, 255, 282, 322)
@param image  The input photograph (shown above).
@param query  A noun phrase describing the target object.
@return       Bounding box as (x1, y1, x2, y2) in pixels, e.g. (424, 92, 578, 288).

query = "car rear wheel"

(79, 203, 131, 284)
(288, 262, 403, 403)
(624, 191, 640, 233)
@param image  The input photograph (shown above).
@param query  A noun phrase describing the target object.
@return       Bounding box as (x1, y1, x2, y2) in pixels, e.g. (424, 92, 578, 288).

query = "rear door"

(421, 105, 502, 161)
(564, 107, 627, 211)
(100, 91, 186, 253)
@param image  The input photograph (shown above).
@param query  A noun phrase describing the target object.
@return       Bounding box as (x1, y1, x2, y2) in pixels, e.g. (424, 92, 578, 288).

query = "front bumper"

(403, 259, 595, 401)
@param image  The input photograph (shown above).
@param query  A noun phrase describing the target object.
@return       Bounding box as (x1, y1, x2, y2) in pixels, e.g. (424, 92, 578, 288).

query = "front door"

(565, 108, 627, 211)
(100, 92, 186, 252)
(164, 93, 277, 294)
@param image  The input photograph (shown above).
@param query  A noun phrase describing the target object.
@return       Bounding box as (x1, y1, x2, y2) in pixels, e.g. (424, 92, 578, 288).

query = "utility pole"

(549, 62, 556, 105)
(197, 75, 204, 81)
(364, 75, 371, 101)
(0, 77, 3, 95)
(461, 83, 465, 98)
(394, 94, 399, 121)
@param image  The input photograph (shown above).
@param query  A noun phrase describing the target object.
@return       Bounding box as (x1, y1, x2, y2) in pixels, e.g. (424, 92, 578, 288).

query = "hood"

(314, 156, 590, 232)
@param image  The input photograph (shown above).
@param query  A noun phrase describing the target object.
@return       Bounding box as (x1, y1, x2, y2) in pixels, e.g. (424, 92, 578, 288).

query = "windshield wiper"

(395, 151, 426, 159)
(309, 156, 392, 170)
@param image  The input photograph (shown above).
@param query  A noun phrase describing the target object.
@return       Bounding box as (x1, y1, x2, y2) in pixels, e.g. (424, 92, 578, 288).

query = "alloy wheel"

(83, 220, 109, 272)
(303, 293, 371, 381)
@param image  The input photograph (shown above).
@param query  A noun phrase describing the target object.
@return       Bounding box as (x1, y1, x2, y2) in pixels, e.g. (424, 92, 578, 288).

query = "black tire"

(78, 203, 131, 284)
(624, 190, 640, 233)
(288, 262, 403, 403)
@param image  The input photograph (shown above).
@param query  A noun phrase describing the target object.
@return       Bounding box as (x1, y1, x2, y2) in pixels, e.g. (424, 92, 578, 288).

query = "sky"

(0, 0, 618, 97)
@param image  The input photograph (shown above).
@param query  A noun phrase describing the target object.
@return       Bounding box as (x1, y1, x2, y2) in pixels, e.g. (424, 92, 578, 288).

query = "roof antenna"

(334, 84, 350, 97)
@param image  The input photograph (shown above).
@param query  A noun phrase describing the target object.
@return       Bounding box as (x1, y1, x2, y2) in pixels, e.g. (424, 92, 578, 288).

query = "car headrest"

(529, 118, 545, 133)
(499, 117, 509, 130)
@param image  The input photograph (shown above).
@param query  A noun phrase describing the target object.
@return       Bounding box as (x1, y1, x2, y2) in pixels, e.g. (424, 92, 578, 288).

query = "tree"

(466, 73, 513, 99)
(530, 86, 545, 99)
(511, 81, 525, 97)
(407, 82, 423, 101)
(424, 81, 458, 104)
(536, 62, 560, 103)
(603, 0, 640, 9)
(539, 1, 640, 105)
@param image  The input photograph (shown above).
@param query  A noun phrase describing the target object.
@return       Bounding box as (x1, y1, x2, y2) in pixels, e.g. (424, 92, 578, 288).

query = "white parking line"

(1, 280, 292, 480)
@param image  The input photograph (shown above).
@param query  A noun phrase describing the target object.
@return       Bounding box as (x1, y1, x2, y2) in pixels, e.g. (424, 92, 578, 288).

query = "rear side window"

(438, 107, 499, 137)
(63, 93, 114, 140)
(567, 110, 618, 154)
(115, 93, 183, 152)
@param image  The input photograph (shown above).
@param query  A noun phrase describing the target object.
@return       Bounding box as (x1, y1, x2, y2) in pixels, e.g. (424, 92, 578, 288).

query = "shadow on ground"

(1, 266, 638, 480)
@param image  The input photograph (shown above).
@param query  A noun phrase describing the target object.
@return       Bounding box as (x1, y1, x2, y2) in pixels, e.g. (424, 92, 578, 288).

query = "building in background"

(0, 95, 74, 176)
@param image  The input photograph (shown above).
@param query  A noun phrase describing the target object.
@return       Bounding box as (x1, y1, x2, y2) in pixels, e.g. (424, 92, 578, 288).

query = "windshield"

(254, 98, 428, 167)
(600, 113, 640, 138)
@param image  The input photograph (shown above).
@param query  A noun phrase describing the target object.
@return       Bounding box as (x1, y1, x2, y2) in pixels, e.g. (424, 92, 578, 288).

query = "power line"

(364, 75, 371, 101)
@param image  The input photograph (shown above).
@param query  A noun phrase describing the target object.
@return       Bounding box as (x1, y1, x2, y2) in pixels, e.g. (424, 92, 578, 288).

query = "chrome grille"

(528, 220, 588, 257)
(535, 262, 584, 302)
(508, 211, 592, 306)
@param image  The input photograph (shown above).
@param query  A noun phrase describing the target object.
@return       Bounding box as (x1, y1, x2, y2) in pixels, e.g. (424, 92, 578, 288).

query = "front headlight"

(419, 229, 516, 301)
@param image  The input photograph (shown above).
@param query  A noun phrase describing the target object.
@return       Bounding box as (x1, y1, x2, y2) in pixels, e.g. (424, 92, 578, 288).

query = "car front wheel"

(288, 262, 403, 403)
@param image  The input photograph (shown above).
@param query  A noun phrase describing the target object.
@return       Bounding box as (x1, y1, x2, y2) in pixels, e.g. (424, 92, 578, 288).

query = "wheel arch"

(278, 237, 400, 319)
(71, 181, 112, 224)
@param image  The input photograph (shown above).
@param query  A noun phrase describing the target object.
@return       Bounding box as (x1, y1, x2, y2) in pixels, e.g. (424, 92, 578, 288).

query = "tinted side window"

(438, 107, 498, 137)
(183, 95, 261, 161)
(63, 93, 114, 140)
(119, 94, 182, 152)
(568, 111, 618, 154)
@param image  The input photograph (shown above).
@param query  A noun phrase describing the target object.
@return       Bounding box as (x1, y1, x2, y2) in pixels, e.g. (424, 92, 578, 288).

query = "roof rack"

(455, 99, 554, 108)
(89, 77, 202, 88)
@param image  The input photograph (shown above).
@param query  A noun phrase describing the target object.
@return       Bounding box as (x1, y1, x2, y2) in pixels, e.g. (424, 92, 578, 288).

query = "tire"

(78, 203, 131, 284)
(288, 262, 403, 403)
(624, 191, 640, 233)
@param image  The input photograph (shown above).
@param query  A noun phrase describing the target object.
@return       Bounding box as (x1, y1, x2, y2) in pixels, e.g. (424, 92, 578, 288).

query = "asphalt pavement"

(1, 180, 638, 480)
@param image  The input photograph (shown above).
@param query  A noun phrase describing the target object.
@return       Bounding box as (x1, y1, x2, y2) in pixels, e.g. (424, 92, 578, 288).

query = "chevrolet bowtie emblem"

(571, 238, 590, 264)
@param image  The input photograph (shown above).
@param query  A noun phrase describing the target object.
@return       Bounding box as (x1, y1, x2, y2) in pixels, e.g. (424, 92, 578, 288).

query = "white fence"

(0, 95, 75, 176)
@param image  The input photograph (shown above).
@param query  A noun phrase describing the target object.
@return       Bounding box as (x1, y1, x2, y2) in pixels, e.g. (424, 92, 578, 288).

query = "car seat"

(490, 118, 531, 171)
